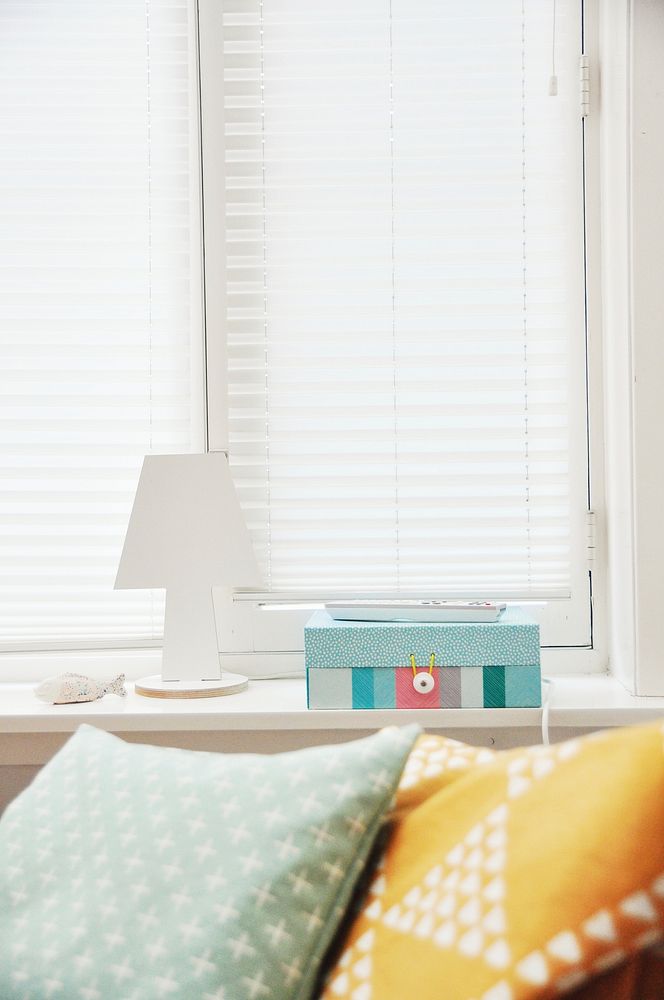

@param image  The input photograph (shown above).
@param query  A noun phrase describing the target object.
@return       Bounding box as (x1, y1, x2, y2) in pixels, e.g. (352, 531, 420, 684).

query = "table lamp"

(115, 452, 261, 698)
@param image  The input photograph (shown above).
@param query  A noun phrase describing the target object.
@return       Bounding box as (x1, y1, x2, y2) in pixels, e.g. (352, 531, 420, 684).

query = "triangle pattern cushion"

(0, 722, 418, 1000)
(321, 721, 664, 1000)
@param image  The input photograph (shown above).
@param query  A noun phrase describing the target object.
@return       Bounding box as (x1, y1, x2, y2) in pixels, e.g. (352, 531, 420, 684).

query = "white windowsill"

(1, 674, 664, 736)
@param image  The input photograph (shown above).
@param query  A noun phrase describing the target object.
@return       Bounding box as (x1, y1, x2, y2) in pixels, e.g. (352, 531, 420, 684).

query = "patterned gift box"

(305, 608, 541, 709)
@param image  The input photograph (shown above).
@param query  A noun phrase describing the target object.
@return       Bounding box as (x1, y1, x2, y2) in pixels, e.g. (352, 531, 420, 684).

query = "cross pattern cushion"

(320, 722, 664, 1000)
(0, 722, 418, 1000)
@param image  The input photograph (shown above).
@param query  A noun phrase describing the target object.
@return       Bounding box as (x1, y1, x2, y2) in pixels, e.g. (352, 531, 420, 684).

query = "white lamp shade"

(114, 453, 261, 690)
(114, 452, 261, 591)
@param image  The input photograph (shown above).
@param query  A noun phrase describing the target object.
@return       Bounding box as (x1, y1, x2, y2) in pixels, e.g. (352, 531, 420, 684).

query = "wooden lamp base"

(134, 672, 249, 699)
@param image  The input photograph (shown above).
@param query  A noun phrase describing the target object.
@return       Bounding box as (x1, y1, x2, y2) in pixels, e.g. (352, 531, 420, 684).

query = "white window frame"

(0, 0, 206, 660)
(3, 0, 663, 693)
(198, 0, 608, 675)
(598, 0, 664, 696)
(0, 0, 620, 680)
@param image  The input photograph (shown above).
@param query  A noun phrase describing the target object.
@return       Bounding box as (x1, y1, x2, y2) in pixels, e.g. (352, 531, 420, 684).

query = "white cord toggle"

(413, 672, 435, 694)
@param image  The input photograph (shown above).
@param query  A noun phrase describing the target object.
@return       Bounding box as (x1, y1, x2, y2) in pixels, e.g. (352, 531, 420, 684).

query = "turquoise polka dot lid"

(304, 607, 540, 669)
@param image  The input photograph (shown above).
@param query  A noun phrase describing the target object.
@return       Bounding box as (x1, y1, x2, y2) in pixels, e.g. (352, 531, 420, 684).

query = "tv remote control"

(324, 600, 506, 624)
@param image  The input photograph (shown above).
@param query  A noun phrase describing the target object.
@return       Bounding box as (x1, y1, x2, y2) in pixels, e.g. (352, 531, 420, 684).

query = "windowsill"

(1, 674, 664, 736)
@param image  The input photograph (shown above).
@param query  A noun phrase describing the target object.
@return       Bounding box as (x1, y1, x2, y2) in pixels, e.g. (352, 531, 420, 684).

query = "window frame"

(0, 0, 207, 658)
(598, 0, 664, 696)
(198, 0, 607, 673)
(0, 0, 608, 676)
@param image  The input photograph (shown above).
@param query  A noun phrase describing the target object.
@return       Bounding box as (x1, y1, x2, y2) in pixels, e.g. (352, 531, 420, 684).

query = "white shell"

(34, 672, 126, 704)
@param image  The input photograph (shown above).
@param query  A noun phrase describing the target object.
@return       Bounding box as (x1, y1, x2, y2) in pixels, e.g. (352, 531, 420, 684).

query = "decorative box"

(305, 608, 541, 709)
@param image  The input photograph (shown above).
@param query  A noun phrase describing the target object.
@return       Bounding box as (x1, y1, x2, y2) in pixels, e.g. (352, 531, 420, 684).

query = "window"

(206, 0, 591, 649)
(0, 0, 204, 649)
(2, 0, 594, 657)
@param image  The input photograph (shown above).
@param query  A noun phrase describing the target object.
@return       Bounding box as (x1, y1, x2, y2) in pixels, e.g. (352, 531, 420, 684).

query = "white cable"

(541, 677, 553, 745)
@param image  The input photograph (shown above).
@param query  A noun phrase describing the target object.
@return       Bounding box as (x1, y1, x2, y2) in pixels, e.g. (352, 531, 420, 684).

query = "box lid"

(304, 607, 540, 668)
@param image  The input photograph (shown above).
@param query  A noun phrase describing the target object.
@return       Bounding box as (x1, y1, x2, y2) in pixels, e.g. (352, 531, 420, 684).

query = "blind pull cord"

(549, 0, 558, 96)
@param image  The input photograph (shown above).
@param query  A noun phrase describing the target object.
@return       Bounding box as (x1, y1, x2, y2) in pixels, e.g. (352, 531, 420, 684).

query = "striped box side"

(307, 668, 353, 709)
(483, 666, 506, 708)
(441, 667, 462, 708)
(352, 669, 375, 709)
(505, 665, 542, 707)
(460, 667, 485, 708)
(373, 668, 396, 709)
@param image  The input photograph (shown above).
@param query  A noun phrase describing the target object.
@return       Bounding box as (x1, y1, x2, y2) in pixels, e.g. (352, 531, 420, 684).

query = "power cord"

(541, 677, 553, 746)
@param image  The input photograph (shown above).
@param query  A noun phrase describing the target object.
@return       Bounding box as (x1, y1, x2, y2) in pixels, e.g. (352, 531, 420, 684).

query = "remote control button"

(412, 672, 435, 694)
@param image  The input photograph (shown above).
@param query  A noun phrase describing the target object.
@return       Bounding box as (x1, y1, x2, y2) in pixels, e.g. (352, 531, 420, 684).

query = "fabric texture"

(304, 608, 540, 669)
(321, 723, 664, 1000)
(0, 722, 418, 1000)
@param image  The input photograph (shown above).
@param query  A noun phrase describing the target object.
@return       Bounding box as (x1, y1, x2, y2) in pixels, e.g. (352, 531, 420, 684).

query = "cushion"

(320, 722, 664, 1000)
(393, 731, 496, 817)
(0, 722, 418, 1000)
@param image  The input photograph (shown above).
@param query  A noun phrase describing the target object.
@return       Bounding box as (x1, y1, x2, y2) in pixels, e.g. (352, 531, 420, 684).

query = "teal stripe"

(504, 665, 541, 707)
(352, 669, 375, 709)
(373, 669, 395, 709)
(483, 666, 505, 707)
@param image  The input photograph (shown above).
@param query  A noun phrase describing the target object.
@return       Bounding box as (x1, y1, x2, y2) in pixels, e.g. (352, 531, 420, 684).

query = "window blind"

(0, 0, 203, 646)
(222, 0, 588, 599)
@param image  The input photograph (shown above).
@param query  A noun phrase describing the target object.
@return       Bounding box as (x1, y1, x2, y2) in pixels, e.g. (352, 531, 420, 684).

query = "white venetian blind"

(223, 0, 588, 599)
(0, 0, 203, 646)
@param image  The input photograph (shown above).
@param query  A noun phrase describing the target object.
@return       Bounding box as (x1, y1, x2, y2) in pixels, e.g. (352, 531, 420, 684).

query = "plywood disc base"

(134, 672, 249, 699)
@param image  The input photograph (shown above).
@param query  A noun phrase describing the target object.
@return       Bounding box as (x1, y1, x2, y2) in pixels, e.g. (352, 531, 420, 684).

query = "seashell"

(34, 672, 126, 705)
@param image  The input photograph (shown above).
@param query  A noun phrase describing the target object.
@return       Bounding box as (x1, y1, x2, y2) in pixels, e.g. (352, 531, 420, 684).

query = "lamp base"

(134, 672, 249, 699)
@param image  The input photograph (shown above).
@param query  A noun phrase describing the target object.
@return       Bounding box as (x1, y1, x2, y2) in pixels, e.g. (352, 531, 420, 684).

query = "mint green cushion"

(0, 723, 418, 1000)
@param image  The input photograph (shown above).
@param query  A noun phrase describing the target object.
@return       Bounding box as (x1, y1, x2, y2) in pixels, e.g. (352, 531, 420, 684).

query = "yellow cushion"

(322, 722, 664, 1000)
(393, 733, 496, 818)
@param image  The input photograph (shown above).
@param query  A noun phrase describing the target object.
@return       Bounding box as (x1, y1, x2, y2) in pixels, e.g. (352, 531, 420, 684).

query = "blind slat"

(0, 0, 202, 646)
(224, 0, 587, 598)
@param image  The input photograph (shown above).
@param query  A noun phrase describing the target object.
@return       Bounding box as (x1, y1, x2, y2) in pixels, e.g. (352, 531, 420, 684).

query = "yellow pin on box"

(304, 609, 541, 710)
